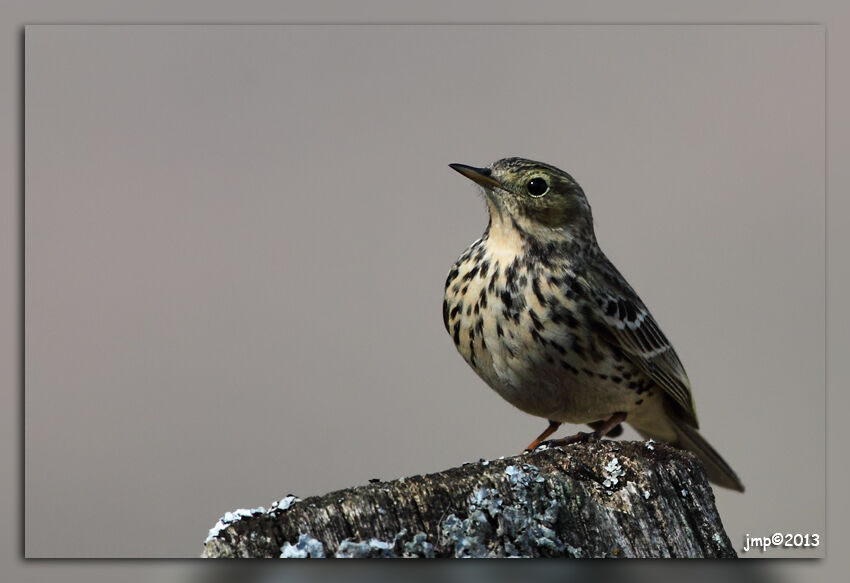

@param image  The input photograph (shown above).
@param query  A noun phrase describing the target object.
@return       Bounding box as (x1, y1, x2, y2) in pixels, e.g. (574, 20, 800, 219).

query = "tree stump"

(202, 440, 736, 558)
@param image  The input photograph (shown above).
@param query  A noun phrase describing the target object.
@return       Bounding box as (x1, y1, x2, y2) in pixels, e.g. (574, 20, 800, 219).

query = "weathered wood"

(202, 440, 736, 558)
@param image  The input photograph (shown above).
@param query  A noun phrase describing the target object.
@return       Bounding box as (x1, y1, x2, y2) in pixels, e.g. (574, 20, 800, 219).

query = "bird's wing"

(578, 258, 699, 427)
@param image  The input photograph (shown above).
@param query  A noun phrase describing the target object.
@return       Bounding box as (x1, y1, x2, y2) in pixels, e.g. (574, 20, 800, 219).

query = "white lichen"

(712, 532, 724, 548)
(440, 464, 568, 558)
(440, 513, 487, 557)
(280, 533, 326, 558)
(403, 532, 435, 558)
(644, 439, 655, 451)
(567, 544, 583, 558)
(602, 457, 625, 489)
(205, 507, 267, 543)
(331, 529, 433, 558)
(472, 486, 504, 516)
(336, 537, 397, 558)
(504, 464, 539, 487)
(439, 484, 507, 557)
(271, 495, 300, 512)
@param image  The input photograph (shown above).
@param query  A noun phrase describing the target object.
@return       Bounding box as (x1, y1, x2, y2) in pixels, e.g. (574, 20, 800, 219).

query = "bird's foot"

(523, 420, 561, 453)
(534, 430, 599, 451)
(523, 413, 627, 453)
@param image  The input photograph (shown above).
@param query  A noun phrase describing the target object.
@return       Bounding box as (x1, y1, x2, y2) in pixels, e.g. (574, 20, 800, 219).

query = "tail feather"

(667, 419, 745, 492)
(634, 408, 744, 492)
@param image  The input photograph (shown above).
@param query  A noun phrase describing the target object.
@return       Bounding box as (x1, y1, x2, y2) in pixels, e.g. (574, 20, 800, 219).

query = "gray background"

(3, 1, 848, 580)
(24, 24, 824, 558)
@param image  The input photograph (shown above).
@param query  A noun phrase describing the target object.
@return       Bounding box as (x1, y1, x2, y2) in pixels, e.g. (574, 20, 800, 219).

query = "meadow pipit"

(444, 157, 743, 491)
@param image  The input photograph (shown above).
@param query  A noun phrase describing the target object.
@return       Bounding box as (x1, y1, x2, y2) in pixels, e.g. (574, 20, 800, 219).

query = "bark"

(202, 440, 736, 558)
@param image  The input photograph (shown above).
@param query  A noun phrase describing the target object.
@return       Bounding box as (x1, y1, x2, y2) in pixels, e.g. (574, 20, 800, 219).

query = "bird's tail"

(664, 417, 745, 492)
(635, 414, 744, 492)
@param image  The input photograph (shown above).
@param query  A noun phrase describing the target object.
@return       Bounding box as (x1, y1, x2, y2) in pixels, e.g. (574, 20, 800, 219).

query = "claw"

(539, 430, 597, 449)
(524, 413, 627, 452)
(523, 420, 561, 453)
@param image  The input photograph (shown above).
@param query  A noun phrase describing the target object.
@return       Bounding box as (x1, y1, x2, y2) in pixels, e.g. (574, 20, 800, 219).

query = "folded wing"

(580, 259, 699, 427)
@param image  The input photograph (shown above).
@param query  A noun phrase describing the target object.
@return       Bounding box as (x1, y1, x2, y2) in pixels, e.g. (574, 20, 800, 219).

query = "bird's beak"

(449, 163, 502, 190)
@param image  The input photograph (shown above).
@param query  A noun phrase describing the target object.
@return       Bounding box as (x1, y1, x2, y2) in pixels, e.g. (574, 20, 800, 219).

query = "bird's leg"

(523, 420, 561, 453)
(588, 419, 624, 437)
(587, 412, 627, 438)
(536, 412, 628, 449)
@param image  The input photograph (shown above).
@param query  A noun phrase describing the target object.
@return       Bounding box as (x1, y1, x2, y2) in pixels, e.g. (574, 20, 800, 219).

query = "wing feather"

(578, 260, 699, 427)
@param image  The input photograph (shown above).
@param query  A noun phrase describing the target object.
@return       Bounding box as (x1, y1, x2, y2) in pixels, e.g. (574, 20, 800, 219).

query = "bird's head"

(449, 157, 596, 246)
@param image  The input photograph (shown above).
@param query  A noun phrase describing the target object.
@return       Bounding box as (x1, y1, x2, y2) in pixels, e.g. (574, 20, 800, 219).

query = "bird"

(443, 157, 744, 491)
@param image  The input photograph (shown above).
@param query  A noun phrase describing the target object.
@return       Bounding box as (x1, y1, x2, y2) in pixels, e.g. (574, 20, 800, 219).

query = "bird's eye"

(526, 177, 549, 197)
